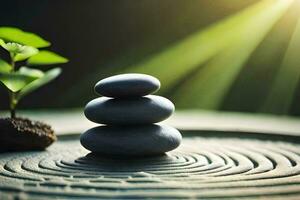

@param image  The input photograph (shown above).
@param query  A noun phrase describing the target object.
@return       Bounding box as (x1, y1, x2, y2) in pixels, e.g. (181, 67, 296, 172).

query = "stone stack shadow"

(80, 73, 182, 156)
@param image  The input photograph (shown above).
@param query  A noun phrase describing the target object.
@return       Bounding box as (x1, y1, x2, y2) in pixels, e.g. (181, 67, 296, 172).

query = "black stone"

(80, 124, 182, 156)
(84, 95, 174, 125)
(95, 73, 160, 98)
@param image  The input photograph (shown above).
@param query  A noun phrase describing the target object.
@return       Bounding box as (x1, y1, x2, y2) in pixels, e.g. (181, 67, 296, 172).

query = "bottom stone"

(80, 124, 182, 156)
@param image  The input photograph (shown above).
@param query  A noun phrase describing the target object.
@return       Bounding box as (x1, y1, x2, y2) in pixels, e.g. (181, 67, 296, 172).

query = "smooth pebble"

(84, 95, 174, 125)
(95, 73, 160, 98)
(80, 124, 182, 156)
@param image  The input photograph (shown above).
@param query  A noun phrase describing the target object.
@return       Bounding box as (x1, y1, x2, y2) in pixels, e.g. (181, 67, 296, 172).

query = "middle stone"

(84, 95, 175, 125)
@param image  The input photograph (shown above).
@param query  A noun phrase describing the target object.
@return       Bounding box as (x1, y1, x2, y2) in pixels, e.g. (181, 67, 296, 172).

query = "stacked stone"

(80, 73, 182, 156)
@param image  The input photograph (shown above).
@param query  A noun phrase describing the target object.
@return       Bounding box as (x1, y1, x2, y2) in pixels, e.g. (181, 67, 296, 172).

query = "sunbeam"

(172, 0, 293, 109)
(123, 0, 289, 94)
(220, 1, 300, 113)
(261, 10, 300, 114)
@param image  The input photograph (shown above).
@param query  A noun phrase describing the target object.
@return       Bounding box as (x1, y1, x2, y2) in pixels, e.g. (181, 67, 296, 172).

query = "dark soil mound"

(0, 117, 56, 152)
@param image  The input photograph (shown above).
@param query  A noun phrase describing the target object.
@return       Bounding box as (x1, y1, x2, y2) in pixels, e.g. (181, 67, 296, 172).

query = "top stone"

(94, 73, 160, 98)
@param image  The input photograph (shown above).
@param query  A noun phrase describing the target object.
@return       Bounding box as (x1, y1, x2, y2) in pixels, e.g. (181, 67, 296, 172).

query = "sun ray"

(260, 10, 300, 114)
(123, 0, 288, 94)
(172, 0, 293, 109)
(220, 1, 300, 113)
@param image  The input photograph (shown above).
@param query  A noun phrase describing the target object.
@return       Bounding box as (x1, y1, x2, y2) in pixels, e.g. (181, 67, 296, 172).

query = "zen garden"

(1, 0, 300, 199)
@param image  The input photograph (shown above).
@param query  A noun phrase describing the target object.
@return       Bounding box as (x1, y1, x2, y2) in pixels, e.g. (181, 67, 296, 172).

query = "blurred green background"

(1, 0, 300, 116)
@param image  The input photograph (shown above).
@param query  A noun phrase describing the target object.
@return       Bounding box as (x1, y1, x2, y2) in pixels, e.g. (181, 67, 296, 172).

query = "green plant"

(0, 27, 68, 118)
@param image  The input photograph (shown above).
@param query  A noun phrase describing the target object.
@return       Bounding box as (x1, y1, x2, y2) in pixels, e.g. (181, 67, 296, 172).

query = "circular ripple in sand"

(1, 137, 300, 199)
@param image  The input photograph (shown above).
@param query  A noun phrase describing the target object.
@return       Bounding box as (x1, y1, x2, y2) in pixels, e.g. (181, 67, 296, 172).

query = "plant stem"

(9, 92, 17, 118)
(10, 52, 15, 71)
(9, 53, 17, 118)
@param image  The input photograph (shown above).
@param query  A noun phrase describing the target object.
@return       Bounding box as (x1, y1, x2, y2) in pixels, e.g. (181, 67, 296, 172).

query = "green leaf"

(27, 50, 69, 65)
(1, 42, 39, 61)
(1, 42, 25, 53)
(17, 68, 61, 100)
(13, 45, 39, 61)
(0, 38, 4, 46)
(0, 67, 43, 92)
(19, 66, 44, 78)
(0, 73, 35, 92)
(0, 59, 12, 73)
(0, 27, 50, 48)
